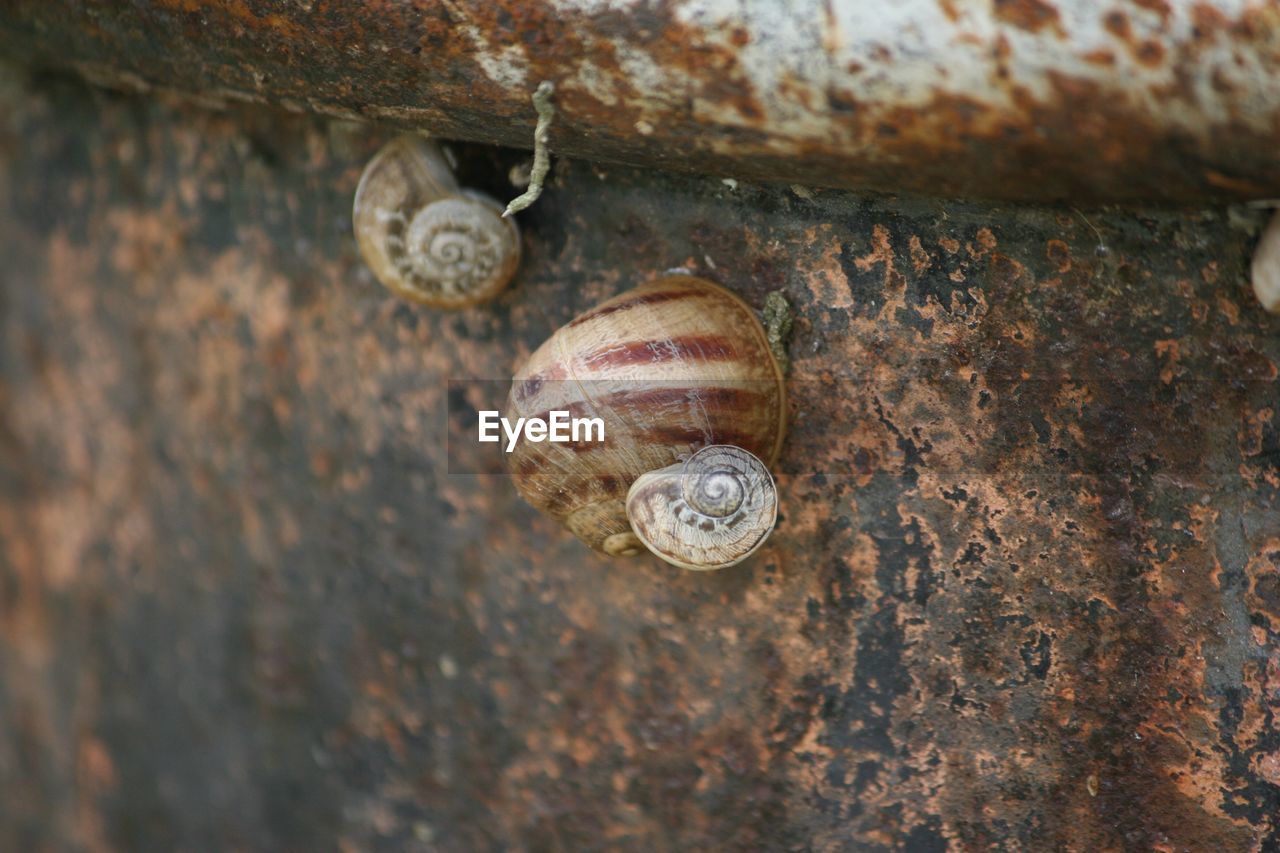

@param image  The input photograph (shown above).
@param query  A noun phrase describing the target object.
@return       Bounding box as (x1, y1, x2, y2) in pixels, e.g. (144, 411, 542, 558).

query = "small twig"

(503, 81, 556, 218)
(1071, 206, 1109, 257)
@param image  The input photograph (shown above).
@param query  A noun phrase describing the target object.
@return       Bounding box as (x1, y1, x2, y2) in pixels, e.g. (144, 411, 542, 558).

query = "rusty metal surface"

(1, 69, 1279, 850)
(4, 1, 1280, 203)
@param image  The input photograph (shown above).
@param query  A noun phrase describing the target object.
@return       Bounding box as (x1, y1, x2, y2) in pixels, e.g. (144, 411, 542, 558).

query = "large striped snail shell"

(505, 275, 786, 570)
(353, 135, 520, 309)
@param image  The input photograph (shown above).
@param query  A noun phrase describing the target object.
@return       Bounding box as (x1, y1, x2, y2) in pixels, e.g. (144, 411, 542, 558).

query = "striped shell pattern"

(505, 275, 786, 570)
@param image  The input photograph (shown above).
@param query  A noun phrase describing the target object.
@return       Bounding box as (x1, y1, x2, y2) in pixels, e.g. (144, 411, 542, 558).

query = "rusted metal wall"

(3, 0, 1280, 203)
(1, 68, 1278, 850)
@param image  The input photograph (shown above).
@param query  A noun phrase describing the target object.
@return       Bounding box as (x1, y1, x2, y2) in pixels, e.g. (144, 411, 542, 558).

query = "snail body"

(505, 275, 786, 570)
(353, 136, 520, 308)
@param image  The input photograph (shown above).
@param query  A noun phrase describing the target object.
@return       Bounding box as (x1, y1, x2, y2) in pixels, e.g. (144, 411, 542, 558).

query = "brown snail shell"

(505, 275, 786, 570)
(353, 136, 520, 309)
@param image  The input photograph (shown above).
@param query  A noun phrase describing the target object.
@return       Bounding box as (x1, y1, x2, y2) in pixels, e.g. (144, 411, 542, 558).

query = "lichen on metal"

(501, 80, 556, 218)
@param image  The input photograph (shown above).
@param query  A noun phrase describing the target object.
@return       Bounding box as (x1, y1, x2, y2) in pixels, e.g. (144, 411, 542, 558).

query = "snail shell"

(505, 275, 786, 570)
(1251, 210, 1280, 314)
(626, 445, 777, 570)
(353, 135, 520, 308)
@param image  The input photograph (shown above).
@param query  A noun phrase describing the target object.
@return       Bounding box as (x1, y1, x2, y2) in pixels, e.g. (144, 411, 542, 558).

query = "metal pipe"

(3, 0, 1279, 202)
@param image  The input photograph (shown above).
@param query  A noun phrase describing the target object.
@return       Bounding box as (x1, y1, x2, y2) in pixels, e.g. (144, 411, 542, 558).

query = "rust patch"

(1046, 239, 1072, 272)
(1104, 9, 1133, 40)
(1130, 0, 1172, 19)
(993, 0, 1062, 33)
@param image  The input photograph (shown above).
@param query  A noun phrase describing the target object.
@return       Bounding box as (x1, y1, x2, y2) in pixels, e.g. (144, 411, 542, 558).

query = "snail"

(1251, 210, 1280, 314)
(505, 275, 786, 570)
(352, 135, 521, 308)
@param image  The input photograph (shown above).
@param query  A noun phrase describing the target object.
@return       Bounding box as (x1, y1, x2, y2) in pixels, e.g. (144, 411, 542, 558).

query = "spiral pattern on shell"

(389, 194, 512, 303)
(626, 445, 777, 571)
(684, 447, 749, 516)
(504, 275, 786, 568)
(353, 136, 520, 309)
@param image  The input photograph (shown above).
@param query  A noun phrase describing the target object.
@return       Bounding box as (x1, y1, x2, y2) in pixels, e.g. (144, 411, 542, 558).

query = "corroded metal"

(3, 0, 1280, 202)
(1, 71, 1278, 849)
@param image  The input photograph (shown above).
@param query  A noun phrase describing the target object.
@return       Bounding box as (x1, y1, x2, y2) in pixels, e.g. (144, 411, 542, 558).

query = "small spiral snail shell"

(627, 445, 778, 570)
(353, 135, 521, 308)
(505, 275, 786, 570)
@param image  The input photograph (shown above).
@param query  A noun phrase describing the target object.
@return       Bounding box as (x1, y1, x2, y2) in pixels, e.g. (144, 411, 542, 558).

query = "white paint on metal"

(465, 0, 1280, 157)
